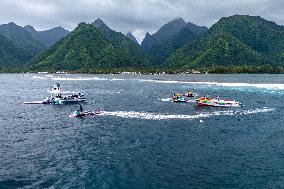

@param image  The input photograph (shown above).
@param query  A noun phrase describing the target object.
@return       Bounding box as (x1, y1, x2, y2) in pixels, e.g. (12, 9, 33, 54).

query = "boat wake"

(99, 107, 274, 120)
(31, 75, 284, 91)
(159, 98, 172, 102)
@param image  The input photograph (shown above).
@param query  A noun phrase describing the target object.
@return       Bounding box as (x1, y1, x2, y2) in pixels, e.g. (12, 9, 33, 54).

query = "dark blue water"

(1, 74, 284, 188)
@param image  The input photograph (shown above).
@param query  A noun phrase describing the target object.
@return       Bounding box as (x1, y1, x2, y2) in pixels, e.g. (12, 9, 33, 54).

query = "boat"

(196, 97, 241, 107)
(172, 98, 188, 103)
(172, 94, 188, 103)
(69, 111, 102, 118)
(24, 83, 86, 105)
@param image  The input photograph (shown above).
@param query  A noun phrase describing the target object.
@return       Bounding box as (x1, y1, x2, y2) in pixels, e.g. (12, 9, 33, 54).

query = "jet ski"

(172, 99, 188, 103)
(69, 110, 102, 118)
(171, 93, 188, 103)
(184, 92, 198, 97)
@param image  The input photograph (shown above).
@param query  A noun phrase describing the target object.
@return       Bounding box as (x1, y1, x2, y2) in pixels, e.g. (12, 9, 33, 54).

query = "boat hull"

(196, 99, 241, 108)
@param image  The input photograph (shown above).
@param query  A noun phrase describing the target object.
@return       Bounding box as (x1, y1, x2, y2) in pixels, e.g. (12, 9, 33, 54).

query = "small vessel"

(24, 83, 86, 105)
(172, 93, 188, 103)
(172, 97, 188, 103)
(184, 91, 198, 97)
(69, 111, 102, 118)
(196, 97, 241, 107)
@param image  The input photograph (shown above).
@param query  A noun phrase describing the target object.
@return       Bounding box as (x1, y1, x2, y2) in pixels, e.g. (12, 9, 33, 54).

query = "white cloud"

(0, 0, 284, 43)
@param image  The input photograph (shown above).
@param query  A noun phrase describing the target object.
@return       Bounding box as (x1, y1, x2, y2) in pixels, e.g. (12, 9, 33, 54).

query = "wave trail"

(100, 108, 274, 120)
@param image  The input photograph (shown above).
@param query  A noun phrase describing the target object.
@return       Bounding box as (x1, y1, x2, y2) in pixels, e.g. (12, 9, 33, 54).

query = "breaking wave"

(32, 76, 47, 80)
(31, 75, 284, 91)
(100, 107, 274, 120)
(50, 77, 108, 81)
(139, 80, 284, 90)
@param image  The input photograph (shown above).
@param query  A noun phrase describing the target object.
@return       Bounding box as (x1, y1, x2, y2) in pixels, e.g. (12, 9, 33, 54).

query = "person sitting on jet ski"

(173, 93, 180, 99)
(187, 91, 194, 97)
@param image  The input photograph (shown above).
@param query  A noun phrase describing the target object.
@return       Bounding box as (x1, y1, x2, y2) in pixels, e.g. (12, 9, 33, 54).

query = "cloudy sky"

(0, 0, 283, 43)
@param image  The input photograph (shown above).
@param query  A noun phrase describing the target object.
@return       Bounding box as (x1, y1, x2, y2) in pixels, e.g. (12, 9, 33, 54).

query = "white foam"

(110, 78, 126, 81)
(159, 98, 172, 102)
(138, 79, 284, 91)
(32, 76, 47, 80)
(100, 108, 274, 120)
(31, 75, 284, 91)
(50, 77, 108, 81)
(237, 107, 274, 115)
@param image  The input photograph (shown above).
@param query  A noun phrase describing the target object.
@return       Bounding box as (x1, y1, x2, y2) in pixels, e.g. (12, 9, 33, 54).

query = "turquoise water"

(0, 74, 284, 188)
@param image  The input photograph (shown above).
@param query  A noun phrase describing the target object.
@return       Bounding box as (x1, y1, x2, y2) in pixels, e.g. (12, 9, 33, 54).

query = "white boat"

(196, 97, 241, 107)
(24, 83, 86, 105)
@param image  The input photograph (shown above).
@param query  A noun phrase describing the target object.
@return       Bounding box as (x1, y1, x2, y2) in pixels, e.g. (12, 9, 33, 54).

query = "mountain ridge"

(141, 18, 208, 64)
(29, 22, 151, 72)
(164, 15, 284, 72)
(126, 32, 139, 44)
(0, 22, 45, 55)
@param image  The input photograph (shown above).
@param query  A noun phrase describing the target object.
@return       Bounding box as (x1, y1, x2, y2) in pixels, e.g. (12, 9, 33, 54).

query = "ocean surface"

(0, 73, 284, 189)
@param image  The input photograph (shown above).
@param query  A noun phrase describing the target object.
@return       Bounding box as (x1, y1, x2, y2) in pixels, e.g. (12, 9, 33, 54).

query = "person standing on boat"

(217, 96, 220, 101)
(75, 104, 84, 115)
(79, 104, 83, 112)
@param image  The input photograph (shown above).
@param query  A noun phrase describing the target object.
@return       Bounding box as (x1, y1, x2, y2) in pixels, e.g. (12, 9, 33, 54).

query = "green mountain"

(141, 18, 207, 64)
(91, 19, 152, 65)
(0, 22, 45, 55)
(29, 23, 150, 72)
(126, 32, 139, 44)
(24, 25, 69, 47)
(165, 15, 284, 72)
(146, 27, 202, 64)
(0, 34, 32, 70)
(142, 18, 188, 50)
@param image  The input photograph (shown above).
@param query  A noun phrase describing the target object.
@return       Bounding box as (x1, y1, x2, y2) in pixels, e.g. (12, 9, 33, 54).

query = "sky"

(0, 0, 284, 43)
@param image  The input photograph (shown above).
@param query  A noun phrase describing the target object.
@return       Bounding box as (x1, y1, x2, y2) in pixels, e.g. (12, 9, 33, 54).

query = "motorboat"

(24, 83, 86, 105)
(172, 93, 188, 103)
(196, 97, 241, 107)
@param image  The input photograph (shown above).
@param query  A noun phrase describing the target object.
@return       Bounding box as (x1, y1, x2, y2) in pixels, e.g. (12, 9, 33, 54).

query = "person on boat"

(216, 96, 220, 101)
(205, 94, 210, 101)
(188, 91, 193, 97)
(75, 104, 84, 115)
(78, 104, 83, 112)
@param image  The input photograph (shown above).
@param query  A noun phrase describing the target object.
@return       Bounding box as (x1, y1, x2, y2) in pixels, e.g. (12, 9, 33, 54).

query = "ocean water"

(0, 73, 284, 188)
